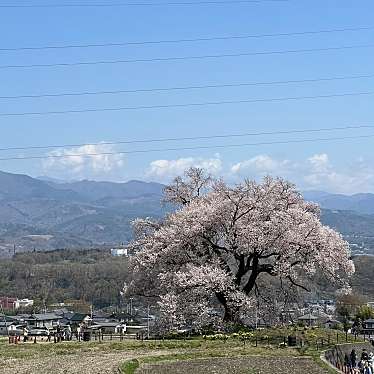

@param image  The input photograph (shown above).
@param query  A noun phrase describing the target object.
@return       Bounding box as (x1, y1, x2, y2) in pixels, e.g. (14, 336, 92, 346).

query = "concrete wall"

(324, 342, 373, 371)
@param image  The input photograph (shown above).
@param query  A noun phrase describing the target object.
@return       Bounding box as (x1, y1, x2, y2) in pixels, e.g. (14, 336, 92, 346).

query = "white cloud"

(43, 143, 125, 178)
(41, 144, 374, 193)
(230, 153, 374, 194)
(307, 153, 330, 173)
(231, 155, 292, 175)
(303, 155, 374, 194)
(147, 155, 222, 181)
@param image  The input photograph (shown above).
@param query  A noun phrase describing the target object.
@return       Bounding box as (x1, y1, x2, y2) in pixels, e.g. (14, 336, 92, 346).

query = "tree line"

(0, 248, 129, 310)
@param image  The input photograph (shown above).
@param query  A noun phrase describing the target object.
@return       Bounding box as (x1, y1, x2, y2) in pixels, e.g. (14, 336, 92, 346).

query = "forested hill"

(0, 248, 372, 309)
(0, 170, 374, 256)
(0, 170, 167, 256)
(0, 249, 129, 308)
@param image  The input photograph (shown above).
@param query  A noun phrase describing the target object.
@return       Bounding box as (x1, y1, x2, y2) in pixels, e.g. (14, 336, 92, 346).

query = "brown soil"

(137, 356, 329, 374)
(0, 350, 172, 374)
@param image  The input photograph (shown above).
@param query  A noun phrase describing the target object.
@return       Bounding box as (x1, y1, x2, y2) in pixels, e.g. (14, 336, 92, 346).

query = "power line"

(0, 134, 373, 161)
(0, 0, 290, 9)
(2, 26, 373, 52)
(1, 44, 374, 69)
(2, 73, 374, 100)
(1, 91, 373, 117)
(0, 124, 372, 152)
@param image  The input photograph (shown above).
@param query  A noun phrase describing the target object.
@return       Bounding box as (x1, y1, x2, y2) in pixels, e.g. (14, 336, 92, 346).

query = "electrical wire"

(1, 44, 373, 69)
(1, 91, 373, 117)
(0, 134, 373, 161)
(1, 26, 373, 52)
(0, 0, 291, 9)
(0, 124, 372, 152)
(1, 73, 374, 100)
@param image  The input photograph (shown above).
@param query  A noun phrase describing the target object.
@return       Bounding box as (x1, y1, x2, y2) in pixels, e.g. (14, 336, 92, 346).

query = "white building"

(16, 299, 34, 309)
(111, 248, 128, 257)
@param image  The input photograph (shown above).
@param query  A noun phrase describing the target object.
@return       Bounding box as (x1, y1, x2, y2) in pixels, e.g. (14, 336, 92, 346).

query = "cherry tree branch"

(286, 275, 310, 292)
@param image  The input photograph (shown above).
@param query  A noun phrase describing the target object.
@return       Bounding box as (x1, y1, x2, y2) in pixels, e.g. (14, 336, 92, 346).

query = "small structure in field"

(111, 248, 128, 257)
(362, 319, 374, 334)
(93, 321, 126, 334)
(297, 313, 319, 327)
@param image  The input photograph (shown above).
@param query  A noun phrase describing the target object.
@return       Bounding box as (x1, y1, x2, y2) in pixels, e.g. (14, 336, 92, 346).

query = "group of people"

(345, 349, 374, 374)
(9, 325, 74, 344)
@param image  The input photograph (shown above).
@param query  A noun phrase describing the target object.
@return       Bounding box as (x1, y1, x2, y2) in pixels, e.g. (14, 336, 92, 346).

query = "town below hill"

(0, 170, 374, 256)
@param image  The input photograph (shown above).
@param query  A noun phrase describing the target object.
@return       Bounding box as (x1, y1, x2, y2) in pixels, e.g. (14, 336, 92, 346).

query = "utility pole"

(147, 304, 150, 340)
(0, 304, 9, 338)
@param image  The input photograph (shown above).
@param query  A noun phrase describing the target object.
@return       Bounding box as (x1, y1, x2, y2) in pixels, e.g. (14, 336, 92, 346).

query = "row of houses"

(0, 309, 149, 336)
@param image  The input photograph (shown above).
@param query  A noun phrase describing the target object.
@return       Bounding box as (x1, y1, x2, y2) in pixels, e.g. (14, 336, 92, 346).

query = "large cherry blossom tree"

(129, 168, 354, 327)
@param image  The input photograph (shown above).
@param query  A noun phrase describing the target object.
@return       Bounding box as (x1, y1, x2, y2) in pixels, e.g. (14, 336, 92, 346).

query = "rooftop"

(298, 313, 319, 320)
(69, 313, 91, 322)
(26, 313, 62, 321)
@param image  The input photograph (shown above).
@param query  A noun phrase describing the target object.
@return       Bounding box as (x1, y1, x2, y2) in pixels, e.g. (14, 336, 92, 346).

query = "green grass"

(121, 359, 140, 374)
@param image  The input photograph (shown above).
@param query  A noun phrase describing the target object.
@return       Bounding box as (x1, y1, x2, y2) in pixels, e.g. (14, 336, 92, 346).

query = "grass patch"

(301, 347, 338, 374)
(121, 359, 140, 374)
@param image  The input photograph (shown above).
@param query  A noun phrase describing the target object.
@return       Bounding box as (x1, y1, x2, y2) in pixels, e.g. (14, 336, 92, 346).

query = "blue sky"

(0, 0, 374, 193)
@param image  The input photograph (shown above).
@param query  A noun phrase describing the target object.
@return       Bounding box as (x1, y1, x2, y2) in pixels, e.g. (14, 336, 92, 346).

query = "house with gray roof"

(25, 313, 62, 329)
(297, 313, 319, 327)
(362, 319, 374, 334)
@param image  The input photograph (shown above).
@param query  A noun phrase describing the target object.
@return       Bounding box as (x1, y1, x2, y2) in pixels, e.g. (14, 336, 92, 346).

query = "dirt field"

(0, 349, 175, 374)
(138, 356, 329, 374)
(1, 353, 329, 374)
(0, 337, 333, 374)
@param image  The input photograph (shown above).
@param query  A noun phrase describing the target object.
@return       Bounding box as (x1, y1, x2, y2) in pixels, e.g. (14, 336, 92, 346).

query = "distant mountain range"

(0, 170, 166, 256)
(303, 190, 374, 215)
(0, 170, 373, 256)
(303, 191, 374, 255)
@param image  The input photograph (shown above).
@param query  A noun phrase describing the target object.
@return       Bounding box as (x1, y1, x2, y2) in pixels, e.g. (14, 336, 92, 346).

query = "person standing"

(344, 353, 351, 372)
(66, 324, 72, 341)
(351, 349, 357, 369)
(23, 327, 28, 343)
(77, 325, 81, 342)
(362, 349, 369, 362)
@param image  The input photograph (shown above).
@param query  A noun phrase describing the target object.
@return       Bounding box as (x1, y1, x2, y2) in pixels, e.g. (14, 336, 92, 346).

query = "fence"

(7, 331, 144, 344)
(324, 342, 374, 373)
(72, 331, 144, 342)
(202, 332, 358, 351)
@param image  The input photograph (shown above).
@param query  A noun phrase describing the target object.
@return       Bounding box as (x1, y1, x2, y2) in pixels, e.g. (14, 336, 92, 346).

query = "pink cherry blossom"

(129, 168, 354, 326)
